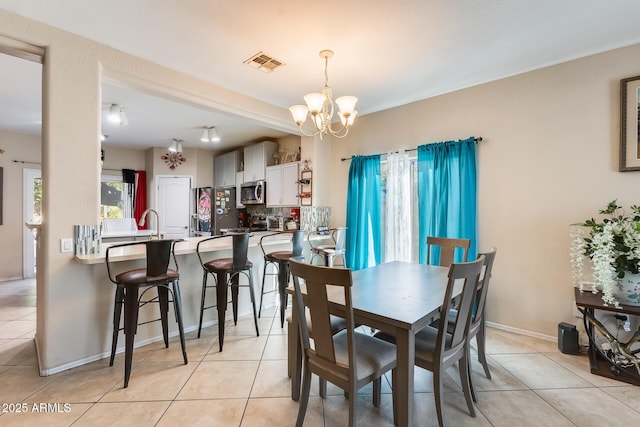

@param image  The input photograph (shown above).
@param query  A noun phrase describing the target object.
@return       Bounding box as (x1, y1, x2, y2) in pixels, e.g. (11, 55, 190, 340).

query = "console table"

(574, 287, 640, 385)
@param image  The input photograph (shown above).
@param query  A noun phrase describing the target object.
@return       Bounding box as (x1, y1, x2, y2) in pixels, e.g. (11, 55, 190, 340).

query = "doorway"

(156, 175, 191, 239)
(23, 168, 41, 278)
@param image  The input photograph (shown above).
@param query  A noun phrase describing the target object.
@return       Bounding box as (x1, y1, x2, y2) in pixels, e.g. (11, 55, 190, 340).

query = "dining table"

(289, 260, 458, 427)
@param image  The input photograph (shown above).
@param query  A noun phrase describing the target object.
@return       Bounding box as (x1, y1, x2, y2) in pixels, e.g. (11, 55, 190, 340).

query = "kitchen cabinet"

(214, 151, 240, 188)
(266, 162, 299, 207)
(243, 141, 278, 183)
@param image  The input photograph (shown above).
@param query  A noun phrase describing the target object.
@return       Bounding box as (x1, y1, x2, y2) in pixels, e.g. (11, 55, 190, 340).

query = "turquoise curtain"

(346, 155, 382, 270)
(417, 137, 477, 264)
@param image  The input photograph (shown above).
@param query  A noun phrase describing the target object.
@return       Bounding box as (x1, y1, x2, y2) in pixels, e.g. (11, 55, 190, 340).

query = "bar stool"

(308, 226, 347, 267)
(105, 239, 188, 388)
(196, 233, 259, 352)
(258, 230, 304, 327)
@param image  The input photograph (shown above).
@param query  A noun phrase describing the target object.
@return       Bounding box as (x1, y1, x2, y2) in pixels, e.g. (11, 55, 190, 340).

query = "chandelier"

(289, 50, 358, 139)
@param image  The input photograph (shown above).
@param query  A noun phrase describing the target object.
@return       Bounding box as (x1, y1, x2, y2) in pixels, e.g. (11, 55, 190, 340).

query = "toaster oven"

(267, 216, 285, 231)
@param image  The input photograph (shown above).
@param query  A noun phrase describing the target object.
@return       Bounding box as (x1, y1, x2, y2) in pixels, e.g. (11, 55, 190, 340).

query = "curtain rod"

(12, 160, 41, 165)
(340, 136, 483, 162)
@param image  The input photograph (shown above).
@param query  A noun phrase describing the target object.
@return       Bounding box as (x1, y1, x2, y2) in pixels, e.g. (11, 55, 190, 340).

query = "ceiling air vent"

(243, 51, 285, 73)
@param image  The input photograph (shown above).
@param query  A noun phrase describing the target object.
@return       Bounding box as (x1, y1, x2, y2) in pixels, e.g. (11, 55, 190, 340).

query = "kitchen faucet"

(138, 208, 160, 239)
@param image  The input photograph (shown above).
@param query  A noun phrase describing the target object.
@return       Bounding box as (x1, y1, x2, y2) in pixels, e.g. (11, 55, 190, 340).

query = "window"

(100, 175, 124, 219)
(380, 154, 419, 262)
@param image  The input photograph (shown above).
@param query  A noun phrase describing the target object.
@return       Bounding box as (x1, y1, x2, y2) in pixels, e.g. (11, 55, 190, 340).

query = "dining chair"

(258, 230, 304, 327)
(446, 248, 497, 401)
(289, 258, 397, 427)
(308, 226, 348, 267)
(287, 308, 346, 400)
(195, 233, 259, 351)
(374, 256, 484, 427)
(426, 236, 470, 267)
(105, 239, 188, 388)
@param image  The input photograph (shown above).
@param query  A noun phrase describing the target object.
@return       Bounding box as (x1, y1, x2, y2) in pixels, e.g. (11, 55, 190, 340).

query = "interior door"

(157, 176, 191, 239)
(23, 168, 42, 278)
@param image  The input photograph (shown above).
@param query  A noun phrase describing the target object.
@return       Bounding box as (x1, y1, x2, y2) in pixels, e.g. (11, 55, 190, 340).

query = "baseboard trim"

(486, 320, 556, 342)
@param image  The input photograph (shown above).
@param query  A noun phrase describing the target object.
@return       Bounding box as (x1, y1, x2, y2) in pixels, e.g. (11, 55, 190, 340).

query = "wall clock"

(161, 152, 186, 169)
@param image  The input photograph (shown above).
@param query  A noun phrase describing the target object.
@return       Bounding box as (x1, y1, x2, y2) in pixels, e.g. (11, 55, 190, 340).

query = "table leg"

(394, 328, 414, 427)
(216, 272, 228, 352)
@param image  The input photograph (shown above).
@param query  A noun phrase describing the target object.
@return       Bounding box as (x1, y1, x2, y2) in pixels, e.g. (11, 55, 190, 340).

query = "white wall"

(330, 43, 640, 338)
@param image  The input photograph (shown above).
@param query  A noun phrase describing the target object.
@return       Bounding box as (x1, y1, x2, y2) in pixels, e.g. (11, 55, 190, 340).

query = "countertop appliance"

(249, 215, 267, 231)
(267, 216, 285, 231)
(240, 180, 265, 205)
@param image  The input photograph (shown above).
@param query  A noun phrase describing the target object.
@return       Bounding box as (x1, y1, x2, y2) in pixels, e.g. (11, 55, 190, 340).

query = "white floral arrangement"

(571, 200, 640, 307)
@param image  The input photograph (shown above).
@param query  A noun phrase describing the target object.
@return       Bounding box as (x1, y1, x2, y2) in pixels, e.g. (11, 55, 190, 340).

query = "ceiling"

(1, 0, 640, 151)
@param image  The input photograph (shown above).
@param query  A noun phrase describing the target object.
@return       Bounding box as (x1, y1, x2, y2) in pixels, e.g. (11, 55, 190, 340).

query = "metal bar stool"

(105, 239, 188, 388)
(308, 226, 347, 267)
(196, 233, 259, 352)
(258, 230, 304, 327)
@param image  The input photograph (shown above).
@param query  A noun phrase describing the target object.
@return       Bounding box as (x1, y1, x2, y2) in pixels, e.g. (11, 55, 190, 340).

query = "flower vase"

(615, 273, 640, 306)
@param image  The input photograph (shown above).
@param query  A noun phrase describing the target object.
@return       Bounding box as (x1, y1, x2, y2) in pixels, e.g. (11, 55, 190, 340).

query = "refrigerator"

(213, 187, 240, 235)
(193, 187, 212, 236)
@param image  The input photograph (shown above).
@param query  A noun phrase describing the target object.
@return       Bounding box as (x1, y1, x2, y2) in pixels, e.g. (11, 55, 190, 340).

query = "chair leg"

(123, 286, 140, 388)
(459, 355, 476, 417)
(110, 286, 124, 366)
(278, 261, 289, 328)
(434, 370, 445, 427)
(296, 362, 312, 427)
(171, 280, 188, 365)
(216, 272, 228, 352)
(373, 377, 381, 407)
(197, 271, 208, 338)
(259, 261, 268, 317)
(230, 273, 240, 325)
(348, 383, 357, 427)
(477, 321, 491, 379)
(247, 269, 260, 337)
(157, 285, 170, 348)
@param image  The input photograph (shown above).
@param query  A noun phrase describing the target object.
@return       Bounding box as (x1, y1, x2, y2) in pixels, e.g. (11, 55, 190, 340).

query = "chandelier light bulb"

(289, 105, 309, 125)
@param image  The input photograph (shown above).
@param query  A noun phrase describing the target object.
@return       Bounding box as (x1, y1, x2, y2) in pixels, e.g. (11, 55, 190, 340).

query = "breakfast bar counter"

(69, 232, 329, 371)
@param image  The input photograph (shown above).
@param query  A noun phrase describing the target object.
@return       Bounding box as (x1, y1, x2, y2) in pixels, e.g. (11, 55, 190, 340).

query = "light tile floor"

(1, 278, 639, 426)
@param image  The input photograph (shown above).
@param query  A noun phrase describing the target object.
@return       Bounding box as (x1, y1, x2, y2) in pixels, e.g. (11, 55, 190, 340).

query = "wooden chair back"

(289, 259, 355, 383)
(437, 256, 484, 363)
(426, 236, 470, 267)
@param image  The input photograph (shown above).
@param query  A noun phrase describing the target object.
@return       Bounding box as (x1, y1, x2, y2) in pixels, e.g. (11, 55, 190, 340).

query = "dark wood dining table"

(289, 261, 457, 427)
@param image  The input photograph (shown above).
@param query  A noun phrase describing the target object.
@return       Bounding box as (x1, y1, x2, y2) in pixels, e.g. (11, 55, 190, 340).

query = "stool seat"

(115, 268, 179, 285)
(204, 258, 253, 273)
(266, 251, 293, 262)
(312, 245, 336, 254)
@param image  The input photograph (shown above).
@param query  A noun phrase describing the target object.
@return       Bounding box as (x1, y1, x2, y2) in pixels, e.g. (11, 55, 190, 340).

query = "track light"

(107, 104, 128, 126)
(200, 126, 220, 143)
(168, 138, 183, 153)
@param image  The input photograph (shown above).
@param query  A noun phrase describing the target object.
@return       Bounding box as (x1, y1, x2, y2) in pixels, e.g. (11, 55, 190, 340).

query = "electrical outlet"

(60, 238, 73, 253)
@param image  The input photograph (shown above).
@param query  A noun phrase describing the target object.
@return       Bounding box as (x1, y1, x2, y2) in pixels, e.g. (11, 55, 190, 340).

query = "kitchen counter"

(75, 231, 315, 264)
(62, 230, 332, 374)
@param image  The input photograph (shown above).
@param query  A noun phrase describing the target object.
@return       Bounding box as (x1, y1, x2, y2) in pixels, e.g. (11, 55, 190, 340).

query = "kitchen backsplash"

(246, 205, 331, 231)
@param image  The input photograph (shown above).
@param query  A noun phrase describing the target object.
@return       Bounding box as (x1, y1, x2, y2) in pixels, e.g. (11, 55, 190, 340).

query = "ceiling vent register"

(244, 52, 284, 73)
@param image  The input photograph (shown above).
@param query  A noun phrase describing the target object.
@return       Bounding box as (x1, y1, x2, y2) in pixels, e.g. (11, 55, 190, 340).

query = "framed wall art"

(620, 75, 640, 171)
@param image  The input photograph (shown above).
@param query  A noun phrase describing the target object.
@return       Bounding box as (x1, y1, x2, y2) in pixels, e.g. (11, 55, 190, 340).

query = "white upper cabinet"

(266, 162, 299, 207)
(243, 141, 278, 183)
(213, 150, 240, 188)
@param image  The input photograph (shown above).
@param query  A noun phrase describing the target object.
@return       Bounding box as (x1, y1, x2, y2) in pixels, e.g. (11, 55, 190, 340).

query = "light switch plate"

(61, 238, 73, 253)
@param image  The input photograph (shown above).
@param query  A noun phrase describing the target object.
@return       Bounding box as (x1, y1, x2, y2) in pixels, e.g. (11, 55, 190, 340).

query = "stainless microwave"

(240, 180, 265, 205)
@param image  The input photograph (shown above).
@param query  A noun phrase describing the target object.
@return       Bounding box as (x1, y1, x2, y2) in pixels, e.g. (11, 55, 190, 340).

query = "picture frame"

(619, 75, 640, 171)
(284, 152, 297, 163)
